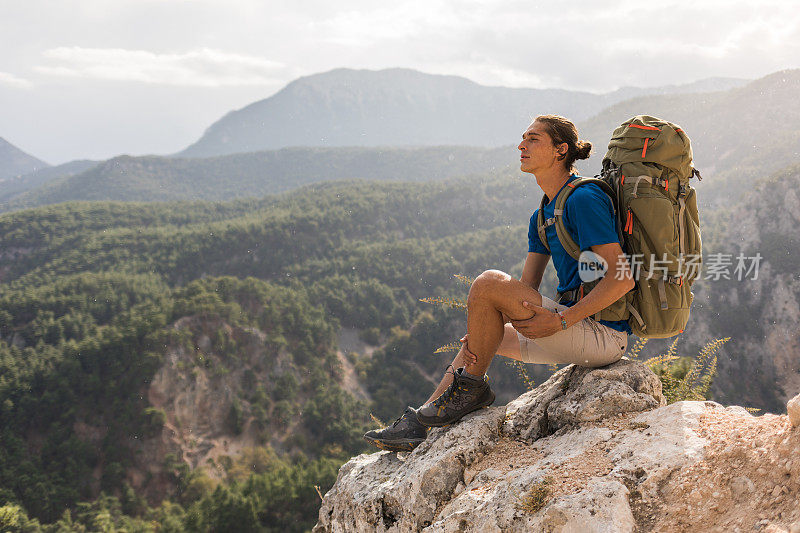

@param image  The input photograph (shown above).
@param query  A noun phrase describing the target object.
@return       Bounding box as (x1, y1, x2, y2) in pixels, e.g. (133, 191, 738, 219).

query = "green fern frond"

(665, 337, 679, 359)
(419, 296, 467, 310)
(369, 413, 386, 429)
(664, 337, 729, 404)
(434, 342, 462, 354)
(508, 360, 536, 391)
(643, 354, 680, 369)
(453, 274, 475, 287)
(626, 337, 648, 360)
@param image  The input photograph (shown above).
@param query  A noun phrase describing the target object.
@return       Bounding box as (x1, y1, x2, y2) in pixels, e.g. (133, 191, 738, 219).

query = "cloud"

(296, 0, 800, 91)
(34, 47, 295, 86)
(0, 71, 33, 88)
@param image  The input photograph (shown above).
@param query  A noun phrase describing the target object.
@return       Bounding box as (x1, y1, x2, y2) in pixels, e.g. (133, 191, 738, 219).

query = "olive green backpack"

(536, 115, 702, 338)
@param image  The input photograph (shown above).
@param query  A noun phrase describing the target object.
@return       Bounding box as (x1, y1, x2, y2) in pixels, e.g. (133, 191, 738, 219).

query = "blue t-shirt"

(528, 175, 632, 334)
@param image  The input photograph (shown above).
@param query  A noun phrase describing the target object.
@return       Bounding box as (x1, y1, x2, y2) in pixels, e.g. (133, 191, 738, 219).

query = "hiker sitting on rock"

(364, 115, 635, 452)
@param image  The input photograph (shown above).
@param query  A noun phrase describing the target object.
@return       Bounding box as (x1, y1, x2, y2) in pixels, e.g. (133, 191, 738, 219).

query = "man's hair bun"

(576, 141, 592, 160)
(534, 115, 592, 173)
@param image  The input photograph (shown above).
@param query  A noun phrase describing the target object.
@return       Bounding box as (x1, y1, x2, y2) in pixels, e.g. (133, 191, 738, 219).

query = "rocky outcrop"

(789, 393, 800, 427)
(315, 359, 663, 532)
(502, 359, 664, 442)
(314, 358, 800, 532)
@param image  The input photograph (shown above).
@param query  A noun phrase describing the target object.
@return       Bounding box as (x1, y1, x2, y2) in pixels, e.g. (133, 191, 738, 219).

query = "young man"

(364, 115, 635, 452)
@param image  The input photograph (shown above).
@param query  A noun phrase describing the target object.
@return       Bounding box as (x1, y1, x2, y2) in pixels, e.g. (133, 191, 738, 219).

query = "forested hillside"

(0, 160, 97, 204)
(698, 164, 800, 412)
(2, 161, 799, 529)
(1, 145, 510, 213)
(0, 174, 549, 531)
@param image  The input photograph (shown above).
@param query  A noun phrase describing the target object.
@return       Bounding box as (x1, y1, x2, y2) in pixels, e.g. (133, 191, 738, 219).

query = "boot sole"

(416, 393, 495, 428)
(363, 435, 426, 452)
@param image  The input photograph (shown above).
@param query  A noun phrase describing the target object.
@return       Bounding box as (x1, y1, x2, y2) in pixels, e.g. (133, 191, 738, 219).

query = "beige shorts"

(517, 295, 628, 367)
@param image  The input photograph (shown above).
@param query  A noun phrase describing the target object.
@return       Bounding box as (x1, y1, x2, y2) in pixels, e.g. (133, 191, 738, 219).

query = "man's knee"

(468, 269, 509, 304)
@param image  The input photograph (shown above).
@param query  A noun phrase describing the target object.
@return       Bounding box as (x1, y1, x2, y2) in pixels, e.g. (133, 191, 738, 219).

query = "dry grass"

(514, 476, 554, 513)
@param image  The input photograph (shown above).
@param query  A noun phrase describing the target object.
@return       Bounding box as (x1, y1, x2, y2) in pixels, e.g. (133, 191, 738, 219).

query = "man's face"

(518, 121, 563, 174)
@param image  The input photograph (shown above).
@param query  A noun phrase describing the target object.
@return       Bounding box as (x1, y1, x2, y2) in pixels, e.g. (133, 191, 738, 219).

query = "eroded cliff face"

(703, 167, 800, 411)
(121, 314, 308, 500)
(315, 359, 800, 533)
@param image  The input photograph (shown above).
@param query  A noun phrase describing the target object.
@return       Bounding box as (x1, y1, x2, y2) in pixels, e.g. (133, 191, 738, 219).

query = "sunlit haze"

(2, 0, 799, 163)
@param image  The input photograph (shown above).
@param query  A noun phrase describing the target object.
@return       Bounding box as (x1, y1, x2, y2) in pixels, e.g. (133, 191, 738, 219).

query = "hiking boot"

(415, 366, 495, 427)
(363, 406, 428, 452)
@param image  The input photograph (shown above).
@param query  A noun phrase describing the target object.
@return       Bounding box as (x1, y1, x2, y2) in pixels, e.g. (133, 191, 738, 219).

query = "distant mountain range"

(0, 137, 50, 180)
(0, 159, 98, 204)
(178, 68, 748, 158)
(1, 145, 510, 212)
(9, 68, 800, 214)
(578, 69, 800, 206)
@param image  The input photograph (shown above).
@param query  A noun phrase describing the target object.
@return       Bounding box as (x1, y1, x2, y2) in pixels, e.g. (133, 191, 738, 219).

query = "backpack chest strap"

(541, 208, 564, 228)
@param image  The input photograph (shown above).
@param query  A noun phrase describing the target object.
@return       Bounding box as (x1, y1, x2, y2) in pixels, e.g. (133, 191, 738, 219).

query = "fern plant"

(628, 337, 730, 404)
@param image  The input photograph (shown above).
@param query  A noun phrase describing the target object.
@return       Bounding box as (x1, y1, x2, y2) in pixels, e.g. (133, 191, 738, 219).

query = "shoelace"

(388, 409, 413, 428)
(432, 365, 460, 408)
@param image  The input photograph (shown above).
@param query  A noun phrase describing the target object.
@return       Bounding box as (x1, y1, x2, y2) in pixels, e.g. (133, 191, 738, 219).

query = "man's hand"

(510, 301, 563, 339)
(458, 334, 479, 365)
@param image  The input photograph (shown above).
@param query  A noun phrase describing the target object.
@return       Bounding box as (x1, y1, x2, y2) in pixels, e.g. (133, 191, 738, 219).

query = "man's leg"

(422, 270, 543, 403)
(415, 270, 546, 426)
(364, 269, 544, 447)
(463, 269, 544, 375)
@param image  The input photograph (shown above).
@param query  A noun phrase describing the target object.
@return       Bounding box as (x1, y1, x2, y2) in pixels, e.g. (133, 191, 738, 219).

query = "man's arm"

(520, 252, 550, 290)
(515, 242, 633, 338)
(558, 242, 634, 328)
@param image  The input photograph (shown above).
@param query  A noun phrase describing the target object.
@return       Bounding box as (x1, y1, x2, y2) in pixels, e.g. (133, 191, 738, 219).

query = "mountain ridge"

(0, 137, 50, 181)
(178, 67, 749, 158)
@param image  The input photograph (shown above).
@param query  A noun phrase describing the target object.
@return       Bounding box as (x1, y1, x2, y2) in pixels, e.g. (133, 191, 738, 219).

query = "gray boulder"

(314, 358, 672, 532)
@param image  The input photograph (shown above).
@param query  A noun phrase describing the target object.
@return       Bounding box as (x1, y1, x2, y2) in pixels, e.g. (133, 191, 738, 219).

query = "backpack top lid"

(603, 115, 695, 180)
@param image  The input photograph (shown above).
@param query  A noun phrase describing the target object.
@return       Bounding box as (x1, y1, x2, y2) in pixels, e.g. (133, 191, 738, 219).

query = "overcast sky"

(2, 0, 799, 164)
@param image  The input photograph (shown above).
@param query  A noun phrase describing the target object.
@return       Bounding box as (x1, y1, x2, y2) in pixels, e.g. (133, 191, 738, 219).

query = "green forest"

(0, 174, 554, 531)
(1, 161, 798, 531)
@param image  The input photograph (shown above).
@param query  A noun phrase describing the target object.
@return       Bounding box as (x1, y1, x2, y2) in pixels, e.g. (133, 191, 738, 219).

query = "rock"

(314, 405, 506, 532)
(315, 359, 675, 532)
(540, 479, 636, 533)
(730, 476, 755, 501)
(503, 358, 665, 442)
(546, 359, 665, 430)
(788, 392, 800, 427)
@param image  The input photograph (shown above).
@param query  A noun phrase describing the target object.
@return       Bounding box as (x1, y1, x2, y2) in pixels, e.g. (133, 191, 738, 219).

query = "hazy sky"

(2, 0, 799, 164)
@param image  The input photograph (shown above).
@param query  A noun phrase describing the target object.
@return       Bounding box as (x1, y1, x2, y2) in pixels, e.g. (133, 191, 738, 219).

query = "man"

(364, 115, 635, 452)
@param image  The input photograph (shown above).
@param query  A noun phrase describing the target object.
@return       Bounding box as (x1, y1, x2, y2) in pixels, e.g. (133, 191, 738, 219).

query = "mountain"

(0, 136, 49, 180)
(1, 71, 763, 213)
(0, 159, 97, 203)
(1, 145, 512, 212)
(178, 68, 749, 158)
(578, 69, 800, 206)
(605, 76, 749, 102)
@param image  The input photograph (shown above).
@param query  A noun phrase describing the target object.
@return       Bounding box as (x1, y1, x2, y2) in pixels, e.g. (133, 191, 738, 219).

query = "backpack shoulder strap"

(551, 177, 619, 260)
(536, 176, 622, 260)
(535, 195, 550, 253)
